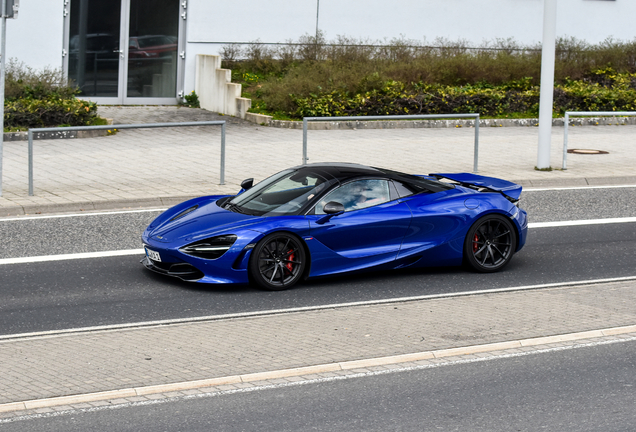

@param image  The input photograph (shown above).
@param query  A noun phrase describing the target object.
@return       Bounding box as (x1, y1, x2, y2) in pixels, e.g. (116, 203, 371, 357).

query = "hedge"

(5, 97, 98, 129)
(291, 71, 636, 119)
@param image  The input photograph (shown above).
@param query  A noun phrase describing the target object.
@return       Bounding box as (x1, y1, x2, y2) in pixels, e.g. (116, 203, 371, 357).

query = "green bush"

(3, 59, 99, 130)
(4, 97, 97, 129)
(181, 90, 200, 108)
(221, 35, 636, 119)
(291, 70, 636, 119)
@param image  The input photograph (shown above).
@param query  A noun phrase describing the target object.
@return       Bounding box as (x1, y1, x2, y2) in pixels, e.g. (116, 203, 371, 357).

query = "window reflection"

(127, 0, 179, 98)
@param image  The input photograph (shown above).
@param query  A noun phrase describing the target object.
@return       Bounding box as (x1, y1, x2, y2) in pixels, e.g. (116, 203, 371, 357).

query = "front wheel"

(464, 214, 517, 273)
(249, 233, 306, 290)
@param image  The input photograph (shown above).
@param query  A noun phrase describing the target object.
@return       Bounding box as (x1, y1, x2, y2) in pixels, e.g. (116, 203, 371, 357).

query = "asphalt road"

(4, 337, 635, 431)
(1, 187, 635, 335)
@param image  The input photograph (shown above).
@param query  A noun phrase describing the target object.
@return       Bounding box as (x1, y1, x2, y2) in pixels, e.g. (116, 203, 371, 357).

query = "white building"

(5, 0, 634, 106)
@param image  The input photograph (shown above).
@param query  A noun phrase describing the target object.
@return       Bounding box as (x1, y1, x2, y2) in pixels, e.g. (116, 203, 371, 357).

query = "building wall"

(186, 0, 634, 45)
(3, 1, 634, 99)
(6, 1, 64, 70)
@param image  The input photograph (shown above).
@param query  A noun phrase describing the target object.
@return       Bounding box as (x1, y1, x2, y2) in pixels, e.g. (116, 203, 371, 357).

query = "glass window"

(127, 0, 179, 98)
(315, 180, 391, 215)
(227, 169, 335, 216)
(69, 0, 122, 97)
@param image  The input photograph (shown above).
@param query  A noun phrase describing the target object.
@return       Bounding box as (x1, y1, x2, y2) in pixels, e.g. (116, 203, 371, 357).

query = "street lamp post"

(537, 0, 558, 170)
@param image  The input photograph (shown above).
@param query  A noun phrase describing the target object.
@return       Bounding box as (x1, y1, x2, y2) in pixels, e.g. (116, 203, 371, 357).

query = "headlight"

(179, 235, 237, 259)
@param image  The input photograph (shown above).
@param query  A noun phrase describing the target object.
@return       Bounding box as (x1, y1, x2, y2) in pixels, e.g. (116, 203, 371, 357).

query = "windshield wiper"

(225, 203, 257, 215)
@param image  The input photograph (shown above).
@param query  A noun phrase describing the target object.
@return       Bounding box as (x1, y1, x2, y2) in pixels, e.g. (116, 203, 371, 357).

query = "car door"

(306, 179, 413, 275)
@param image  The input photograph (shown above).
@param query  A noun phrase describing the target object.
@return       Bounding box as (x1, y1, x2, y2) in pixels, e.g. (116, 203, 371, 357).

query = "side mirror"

(240, 178, 254, 191)
(323, 201, 345, 214)
(316, 201, 345, 225)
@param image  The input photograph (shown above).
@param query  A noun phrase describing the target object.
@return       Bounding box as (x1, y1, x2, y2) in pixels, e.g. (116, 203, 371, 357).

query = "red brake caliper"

(473, 234, 479, 253)
(286, 250, 295, 272)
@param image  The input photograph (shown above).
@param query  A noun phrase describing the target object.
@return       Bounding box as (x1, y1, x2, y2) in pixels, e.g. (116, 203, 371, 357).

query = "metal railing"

(302, 114, 481, 173)
(27, 121, 226, 196)
(563, 111, 636, 169)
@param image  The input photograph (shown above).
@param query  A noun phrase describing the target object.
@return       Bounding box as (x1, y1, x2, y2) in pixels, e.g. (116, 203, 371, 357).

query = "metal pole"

(302, 118, 308, 165)
(315, 0, 320, 40)
(220, 122, 226, 185)
(0, 0, 6, 197)
(537, 0, 557, 169)
(562, 112, 569, 169)
(28, 130, 33, 196)
(473, 115, 480, 173)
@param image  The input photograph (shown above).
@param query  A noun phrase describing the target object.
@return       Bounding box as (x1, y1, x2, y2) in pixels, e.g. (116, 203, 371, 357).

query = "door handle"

(113, 49, 124, 58)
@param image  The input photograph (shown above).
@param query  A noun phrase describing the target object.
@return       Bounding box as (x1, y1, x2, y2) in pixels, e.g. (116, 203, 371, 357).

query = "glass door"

(66, 0, 183, 105)
(68, 0, 125, 102)
(124, 0, 180, 102)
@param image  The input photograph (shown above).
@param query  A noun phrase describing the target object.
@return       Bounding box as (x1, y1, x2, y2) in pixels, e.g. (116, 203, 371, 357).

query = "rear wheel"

(249, 233, 306, 290)
(464, 214, 516, 273)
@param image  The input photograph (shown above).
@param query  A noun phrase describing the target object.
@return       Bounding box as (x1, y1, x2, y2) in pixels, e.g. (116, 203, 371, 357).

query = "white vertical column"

(537, 0, 558, 169)
(0, 0, 7, 196)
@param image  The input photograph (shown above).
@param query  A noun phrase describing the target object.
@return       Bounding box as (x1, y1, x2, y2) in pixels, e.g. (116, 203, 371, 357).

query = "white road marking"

(0, 208, 167, 222)
(528, 216, 636, 228)
(0, 216, 633, 267)
(2, 275, 636, 342)
(0, 249, 144, 266)
(0, 184, 633, 222)
(525, 184, 636, 191)
(0, 215, 633, 266)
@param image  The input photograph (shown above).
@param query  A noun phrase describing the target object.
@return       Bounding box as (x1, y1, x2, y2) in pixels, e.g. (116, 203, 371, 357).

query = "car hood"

(147, 199, 265, 243)
(431, 173, 522, 200)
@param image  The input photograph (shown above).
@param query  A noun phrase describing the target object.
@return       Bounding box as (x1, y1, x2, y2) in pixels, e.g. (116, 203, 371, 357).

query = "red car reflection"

(128, 35, 177, 59)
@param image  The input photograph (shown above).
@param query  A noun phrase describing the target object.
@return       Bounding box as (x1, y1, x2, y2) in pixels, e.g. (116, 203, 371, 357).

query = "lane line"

(2, 328, 635, 417)
(1, 216, 634, 266)
(0, 249, 144, 266)
(0, 208, 166, 222)
(525, 184, 636, 192)
(528, 216, 636, 228)
(0, 184, 633, 222)
(2, 275, 635, 342)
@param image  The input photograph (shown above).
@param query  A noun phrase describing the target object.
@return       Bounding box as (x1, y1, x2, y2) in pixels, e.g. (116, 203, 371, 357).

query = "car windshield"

(226, 169, 336, 216)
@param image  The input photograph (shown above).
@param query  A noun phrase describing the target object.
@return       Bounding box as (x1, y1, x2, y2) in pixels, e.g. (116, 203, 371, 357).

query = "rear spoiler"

(430, 173, 522, 200)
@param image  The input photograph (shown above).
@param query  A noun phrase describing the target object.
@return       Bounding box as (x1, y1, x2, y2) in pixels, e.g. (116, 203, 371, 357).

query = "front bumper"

(140, 256, 205, 282)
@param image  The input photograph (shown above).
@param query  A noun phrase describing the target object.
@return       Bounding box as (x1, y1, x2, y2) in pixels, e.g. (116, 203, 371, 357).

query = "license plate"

(145, 247, 161, 262)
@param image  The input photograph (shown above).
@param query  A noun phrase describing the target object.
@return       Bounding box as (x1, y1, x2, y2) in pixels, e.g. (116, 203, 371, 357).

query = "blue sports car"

(141, 163, 528, 290)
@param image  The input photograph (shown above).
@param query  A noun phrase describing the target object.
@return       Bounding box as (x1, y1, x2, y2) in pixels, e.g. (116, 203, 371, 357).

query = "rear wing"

(430, 173, 522, 201)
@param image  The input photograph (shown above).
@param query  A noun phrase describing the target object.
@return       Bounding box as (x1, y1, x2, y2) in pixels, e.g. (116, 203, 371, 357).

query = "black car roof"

(293, 163, 453, 193)
(295, 163, 385, 181)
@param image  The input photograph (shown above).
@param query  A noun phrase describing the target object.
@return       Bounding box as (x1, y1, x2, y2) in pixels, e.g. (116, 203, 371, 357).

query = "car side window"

(315, 179, 391, 215)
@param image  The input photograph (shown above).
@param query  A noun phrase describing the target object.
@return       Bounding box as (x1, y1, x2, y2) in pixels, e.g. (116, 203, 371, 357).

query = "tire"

(464, 214, 517, 273)
(249, 233, 306, 290)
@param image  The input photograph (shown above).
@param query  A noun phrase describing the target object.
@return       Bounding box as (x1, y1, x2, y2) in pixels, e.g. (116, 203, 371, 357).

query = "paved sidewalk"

(1, 280, 635, 415)
(1, 106, 636, 216)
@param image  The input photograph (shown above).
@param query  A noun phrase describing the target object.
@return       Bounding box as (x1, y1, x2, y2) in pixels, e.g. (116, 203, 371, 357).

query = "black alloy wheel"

(249, 233, 306, 290)
(464, 214, 517, 273)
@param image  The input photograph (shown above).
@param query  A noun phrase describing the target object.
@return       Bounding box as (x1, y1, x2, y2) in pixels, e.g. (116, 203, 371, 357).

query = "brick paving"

(1, 106, 635, 215)
(1, 281, 635, 407)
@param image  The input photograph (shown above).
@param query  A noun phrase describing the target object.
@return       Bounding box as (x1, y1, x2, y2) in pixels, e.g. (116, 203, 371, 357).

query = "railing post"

(302, 118, 308, 165)
(562, 112, 569, 170)
(473, 115, 480, 173)
(28, 130, 34, 196)
(220, 122, 226, 185)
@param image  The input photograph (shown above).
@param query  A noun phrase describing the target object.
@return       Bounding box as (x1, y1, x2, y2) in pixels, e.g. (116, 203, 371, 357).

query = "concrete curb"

(3, 119, 115, 141)
(2, 324, 635, 414)
(0, 196, 200, 217)
(266, 116, 636, 130)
